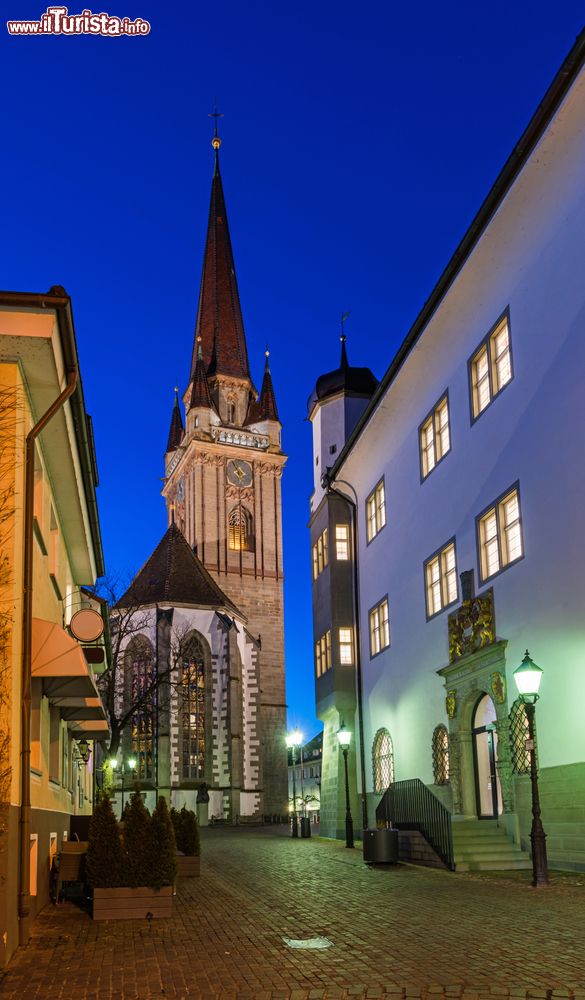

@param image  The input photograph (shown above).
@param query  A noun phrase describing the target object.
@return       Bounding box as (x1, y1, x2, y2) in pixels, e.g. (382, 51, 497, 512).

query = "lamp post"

(337, 722, 354, 849)
(109, 756, 137, 815)
(286, 730, 302, 838)
(513, 650, 548, 888)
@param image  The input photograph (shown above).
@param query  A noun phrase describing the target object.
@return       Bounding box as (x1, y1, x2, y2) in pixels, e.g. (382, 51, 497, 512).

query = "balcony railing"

(376, 778, 454, 870)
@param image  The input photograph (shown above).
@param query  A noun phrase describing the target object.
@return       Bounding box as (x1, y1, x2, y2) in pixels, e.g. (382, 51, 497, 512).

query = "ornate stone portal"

(438, 585, 515, 825)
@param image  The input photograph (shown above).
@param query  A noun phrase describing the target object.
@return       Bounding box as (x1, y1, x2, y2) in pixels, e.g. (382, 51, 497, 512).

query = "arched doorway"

(472, 693, 502, 818)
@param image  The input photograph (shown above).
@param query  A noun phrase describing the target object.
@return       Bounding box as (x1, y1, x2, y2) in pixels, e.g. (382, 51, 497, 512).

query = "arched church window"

(125, 635, 155, 781)
(227, 402, 236, 423)
(372, 728, 394, 793)
(228, 506, 254, 552)
(432, 724, 450, 784)
(180, 632, 206, 780)
(509, 698, 535, 774)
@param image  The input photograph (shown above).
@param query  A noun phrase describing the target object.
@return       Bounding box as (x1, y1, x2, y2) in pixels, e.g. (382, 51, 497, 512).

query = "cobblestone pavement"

(1, 827, 584, 1000)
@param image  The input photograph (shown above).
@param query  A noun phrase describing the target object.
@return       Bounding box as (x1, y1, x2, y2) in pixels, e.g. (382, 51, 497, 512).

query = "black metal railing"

(376, 778, 455, 870)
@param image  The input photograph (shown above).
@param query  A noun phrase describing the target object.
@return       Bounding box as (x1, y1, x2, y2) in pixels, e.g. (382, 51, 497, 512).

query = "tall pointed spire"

(190, 337, 215, 410)
(190, 119, 250, 383)
(166, 387, 184, 453)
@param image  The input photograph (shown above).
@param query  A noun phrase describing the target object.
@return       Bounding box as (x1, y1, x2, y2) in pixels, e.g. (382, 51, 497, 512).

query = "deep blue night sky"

(2, 2, 583, 741)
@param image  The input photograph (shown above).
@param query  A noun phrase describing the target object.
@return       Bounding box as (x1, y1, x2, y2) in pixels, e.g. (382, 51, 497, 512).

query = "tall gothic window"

(372, 728, 394, 793)
(432, 725, 450, 784)
(125, 635, 155, 781)
(509, 698, 535, 774)
(180, 632, 206, 780)
(228, 506, 253, 551)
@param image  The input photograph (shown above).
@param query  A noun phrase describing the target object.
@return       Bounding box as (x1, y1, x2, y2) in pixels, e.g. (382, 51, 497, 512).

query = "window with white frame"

(335, 524, 349, 560)
(424, 540, 458, 617)
(315, 629, 332, 678)
(369, 597, 390, 656)
(477, 485, 523, 582)
(338, 627, 353, 665)
(312, 528, 328, 580)
(366, 479, 386, 542)
(470, 314, 513, 419)
(420, 394, 450, 478)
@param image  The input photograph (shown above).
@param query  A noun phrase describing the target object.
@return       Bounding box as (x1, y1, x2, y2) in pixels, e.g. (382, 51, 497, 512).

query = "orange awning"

(32, 617, 99, 701)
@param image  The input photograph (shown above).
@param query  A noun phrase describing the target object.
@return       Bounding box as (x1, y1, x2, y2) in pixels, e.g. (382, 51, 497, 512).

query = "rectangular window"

(339, 627, 353, 665)
(312, 528, 329, 580)
(369, 597, 390, 656)
(477, 485, 523, 582)
(470, 313, 513, 420)
(29, 835, 38, 897)
(366, 479, 386, 542)
(425, 540, 458, 618)
(335, 524, 349, 560)
(419, 393, 451, 479)
(315, 629, 332, 678)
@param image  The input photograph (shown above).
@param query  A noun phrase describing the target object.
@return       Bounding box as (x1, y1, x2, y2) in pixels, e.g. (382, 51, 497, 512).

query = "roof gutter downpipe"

(19, 368, 78, 946)
(323, 474, 369, 833)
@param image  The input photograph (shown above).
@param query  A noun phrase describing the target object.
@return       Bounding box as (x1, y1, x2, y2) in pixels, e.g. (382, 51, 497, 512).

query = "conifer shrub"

(123, 789, 152, 888)
(171, 805, 200, 856)
(86, 795, 125, 888)
(150, 796, 177, 889)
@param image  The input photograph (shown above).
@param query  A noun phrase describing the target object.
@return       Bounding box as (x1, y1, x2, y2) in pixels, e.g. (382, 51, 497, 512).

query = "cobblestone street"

(1, 827, 584, 1000)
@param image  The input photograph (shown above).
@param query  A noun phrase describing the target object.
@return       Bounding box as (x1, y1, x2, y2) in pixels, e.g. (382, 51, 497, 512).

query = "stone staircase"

(452, 819, 532, 871)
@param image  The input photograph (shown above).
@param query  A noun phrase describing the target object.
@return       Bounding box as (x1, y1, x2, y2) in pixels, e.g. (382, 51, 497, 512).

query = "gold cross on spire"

(209, 99, 224, 150)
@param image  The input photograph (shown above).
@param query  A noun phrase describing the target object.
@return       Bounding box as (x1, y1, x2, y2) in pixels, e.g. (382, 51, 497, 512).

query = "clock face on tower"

(227, 459, 253, 488)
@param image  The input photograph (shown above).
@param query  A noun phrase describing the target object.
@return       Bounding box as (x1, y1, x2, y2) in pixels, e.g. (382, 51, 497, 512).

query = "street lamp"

(109, 755, 137, 814)
(337, 722, 354, 849)
(513, 650, 548, 888)
(286, 730, 302, 838)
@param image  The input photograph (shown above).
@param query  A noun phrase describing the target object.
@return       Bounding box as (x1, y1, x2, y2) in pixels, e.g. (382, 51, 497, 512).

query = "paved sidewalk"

(1, 827, 584, 1000)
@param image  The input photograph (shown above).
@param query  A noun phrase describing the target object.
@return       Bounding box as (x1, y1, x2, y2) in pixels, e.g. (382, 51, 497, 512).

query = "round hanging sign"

(70, 608, 104, 643)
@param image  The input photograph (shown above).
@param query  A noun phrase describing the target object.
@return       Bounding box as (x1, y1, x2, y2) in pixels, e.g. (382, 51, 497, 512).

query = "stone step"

(454, 842, 526, 856)
(456, 858, 532, 872)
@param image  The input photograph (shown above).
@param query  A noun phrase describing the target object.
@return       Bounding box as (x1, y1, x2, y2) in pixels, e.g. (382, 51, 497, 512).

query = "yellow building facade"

(0, 288, 108, 966)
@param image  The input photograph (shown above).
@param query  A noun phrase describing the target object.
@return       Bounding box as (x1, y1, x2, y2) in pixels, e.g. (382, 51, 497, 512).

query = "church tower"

(162, 129, 287, 816)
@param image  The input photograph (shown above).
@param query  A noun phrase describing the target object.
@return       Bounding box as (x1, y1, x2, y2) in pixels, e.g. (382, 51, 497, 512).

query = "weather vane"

(340, 311, 350, 341)
(209, 99, 224, 150)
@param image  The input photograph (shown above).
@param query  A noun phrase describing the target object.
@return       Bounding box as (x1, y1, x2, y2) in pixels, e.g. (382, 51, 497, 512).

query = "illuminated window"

(372, 728, 394, 792)
(369, 598, 390, 656)
(335, 525, 349, 560)
(432, 725, 450, 784)
(179, 632, 206, 780)
(420, 394, 451, 478)
(29, 835, 38, 897)
(229, 506, 254, 551)
(424, 540, 458, 617)
(315, 629, 332, 678)
(509, 698, 535, 775)
(366, 479, 386, 542)
(125, 635, 155, 781)
(477, 485, 523, 582)
(312, 528, 328, 579)
(339, 627, 353, 665)
(470, 314, 513, 420)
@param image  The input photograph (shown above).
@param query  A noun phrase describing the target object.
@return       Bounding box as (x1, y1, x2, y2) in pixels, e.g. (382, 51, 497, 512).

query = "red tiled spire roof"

(190, 337, 215, 410)
(190, 150, 250, 382)
(166, 387, 184, 452)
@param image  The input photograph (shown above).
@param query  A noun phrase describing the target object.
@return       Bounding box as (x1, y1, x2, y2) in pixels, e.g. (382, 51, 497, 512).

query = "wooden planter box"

(176, 854, 200, 877)
(93, 885, 173, 921)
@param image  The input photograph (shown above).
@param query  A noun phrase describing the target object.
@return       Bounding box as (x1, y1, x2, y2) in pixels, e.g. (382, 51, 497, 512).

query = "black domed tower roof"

(308, 336, 378, 417)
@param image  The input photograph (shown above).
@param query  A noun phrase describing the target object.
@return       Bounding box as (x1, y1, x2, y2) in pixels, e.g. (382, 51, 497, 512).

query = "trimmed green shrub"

(123, 789, 152, 887)
(171, 805, 200, 856)
(151, 796, 177, 888)
(86, 795, 125, 888)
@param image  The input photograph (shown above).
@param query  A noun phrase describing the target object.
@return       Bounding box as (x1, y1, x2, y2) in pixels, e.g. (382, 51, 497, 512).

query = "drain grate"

(283, 936, 333, 949)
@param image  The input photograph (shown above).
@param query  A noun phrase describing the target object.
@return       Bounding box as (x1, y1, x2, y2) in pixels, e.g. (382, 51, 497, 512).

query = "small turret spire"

(340, 311, 350, 368)
(190, 336, 215, 410)
(166, 387, 184, 453)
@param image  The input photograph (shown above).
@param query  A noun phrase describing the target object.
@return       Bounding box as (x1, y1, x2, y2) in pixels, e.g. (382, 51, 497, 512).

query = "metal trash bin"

(300, 817, 311, 838)
(363, 828, 399, 864)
